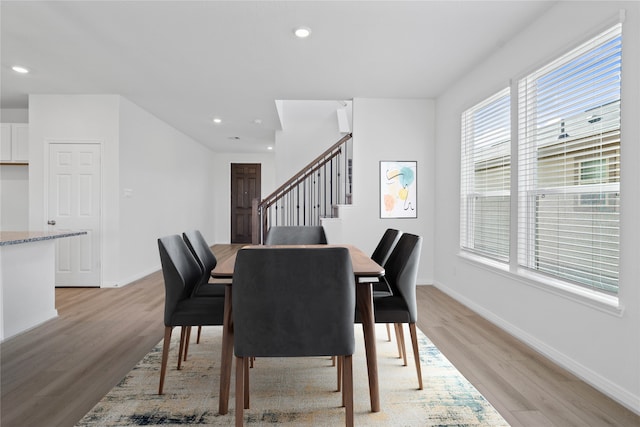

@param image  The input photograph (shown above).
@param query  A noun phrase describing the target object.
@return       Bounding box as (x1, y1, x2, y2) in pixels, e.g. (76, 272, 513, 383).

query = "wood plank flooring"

(1, 244, 637, 427)
(416, 286, 638, 427)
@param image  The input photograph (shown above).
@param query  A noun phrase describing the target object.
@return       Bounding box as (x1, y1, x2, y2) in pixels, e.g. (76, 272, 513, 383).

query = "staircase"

(251, 133, 353, 243)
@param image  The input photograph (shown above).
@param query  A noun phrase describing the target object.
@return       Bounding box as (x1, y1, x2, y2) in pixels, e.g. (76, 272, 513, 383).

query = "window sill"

(458, 251, 624, 317)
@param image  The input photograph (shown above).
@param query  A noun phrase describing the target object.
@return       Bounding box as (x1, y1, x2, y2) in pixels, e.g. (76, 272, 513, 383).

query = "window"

(517, 24, 622, 294)
(460, 23, 623, 296)
(461, 88, 511, 261)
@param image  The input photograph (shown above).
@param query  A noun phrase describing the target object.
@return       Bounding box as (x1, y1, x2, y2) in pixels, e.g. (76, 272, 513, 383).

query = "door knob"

(47, 220, 56, 225)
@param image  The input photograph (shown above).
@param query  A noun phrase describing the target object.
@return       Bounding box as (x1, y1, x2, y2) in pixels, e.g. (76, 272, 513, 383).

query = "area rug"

(77, 324, 509, 426)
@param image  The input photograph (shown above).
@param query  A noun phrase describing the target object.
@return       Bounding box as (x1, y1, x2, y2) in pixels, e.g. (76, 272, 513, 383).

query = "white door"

(48, 142, 101, 286)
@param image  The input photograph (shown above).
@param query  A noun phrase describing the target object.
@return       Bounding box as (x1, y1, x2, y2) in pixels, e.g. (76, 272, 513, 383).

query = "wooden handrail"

(258, 133, 352, 209)
(252, 133, 353, 243)
(261, 149, 341, 210)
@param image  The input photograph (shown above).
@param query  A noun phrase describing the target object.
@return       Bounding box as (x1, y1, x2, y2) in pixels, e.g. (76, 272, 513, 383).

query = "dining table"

(211, 244, 385, 415)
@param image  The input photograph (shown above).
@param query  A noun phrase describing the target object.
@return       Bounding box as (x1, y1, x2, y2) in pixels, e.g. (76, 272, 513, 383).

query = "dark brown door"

(231, 163, 261, 243)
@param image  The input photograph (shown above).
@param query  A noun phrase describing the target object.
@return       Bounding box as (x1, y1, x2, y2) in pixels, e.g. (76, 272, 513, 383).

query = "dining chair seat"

(357, 295, 411, 324)
(168, 297, 225, 325)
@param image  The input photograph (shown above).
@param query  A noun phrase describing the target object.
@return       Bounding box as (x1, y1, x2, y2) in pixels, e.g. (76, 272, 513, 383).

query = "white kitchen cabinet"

(0, 123, 29, 163)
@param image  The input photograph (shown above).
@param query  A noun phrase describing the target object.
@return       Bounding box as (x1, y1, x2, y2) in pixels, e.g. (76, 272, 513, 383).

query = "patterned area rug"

(77, 325, 509, 426)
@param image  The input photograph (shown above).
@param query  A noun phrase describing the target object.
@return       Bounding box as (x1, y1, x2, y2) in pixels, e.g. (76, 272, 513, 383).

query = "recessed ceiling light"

(267, 146, 273, 150)
(293, 26, 311, 38)
(213, 117, 222, 124)
(12, 65, 29, 74)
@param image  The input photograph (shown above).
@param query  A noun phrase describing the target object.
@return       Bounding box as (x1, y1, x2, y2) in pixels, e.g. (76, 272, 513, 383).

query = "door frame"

(44, 139, 104, 286)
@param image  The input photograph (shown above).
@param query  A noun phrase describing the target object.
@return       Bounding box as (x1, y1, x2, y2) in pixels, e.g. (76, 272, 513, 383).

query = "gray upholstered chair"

(356, 233, 423, 389)
(157, 235, 225, 395)
(264, 225, 329, 368)
(370, 228, 403, 343)
(183, 229, 226, 298)
(232, 247, 355, 427)
(370, 228, 402, 298)
(264, 225, 328, 245)
(183, 229, 226, 348)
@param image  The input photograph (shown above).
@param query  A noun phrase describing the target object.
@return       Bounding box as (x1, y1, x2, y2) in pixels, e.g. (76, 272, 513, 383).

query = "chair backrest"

(157, 235, 202, 326)
(264, 226, 328, 245)
(183, 229, 217, 289)
(232, 247, 355, 358)
(371, 228, 402, 267)
(384, 233, 422, 322)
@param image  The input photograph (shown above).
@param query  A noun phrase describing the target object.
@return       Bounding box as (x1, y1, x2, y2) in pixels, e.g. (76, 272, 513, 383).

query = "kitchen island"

(1, 231, 87, 341)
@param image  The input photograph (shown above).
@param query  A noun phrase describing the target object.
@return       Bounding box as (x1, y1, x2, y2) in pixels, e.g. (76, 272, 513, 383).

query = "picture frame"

(380, 160, 417, 218)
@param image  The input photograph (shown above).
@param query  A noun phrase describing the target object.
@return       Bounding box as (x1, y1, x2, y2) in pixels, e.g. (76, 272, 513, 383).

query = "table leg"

(356, 282, 380, 412)
(218, 285, 234, 415)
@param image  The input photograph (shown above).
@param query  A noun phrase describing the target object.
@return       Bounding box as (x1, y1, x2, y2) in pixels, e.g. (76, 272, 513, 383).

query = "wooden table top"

(212, 244, 384, 279)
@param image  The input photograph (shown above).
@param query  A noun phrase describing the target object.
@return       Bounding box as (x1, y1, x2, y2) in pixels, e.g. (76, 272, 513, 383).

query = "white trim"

(0, 310, 58, 343)
(105, 265, 160, 288)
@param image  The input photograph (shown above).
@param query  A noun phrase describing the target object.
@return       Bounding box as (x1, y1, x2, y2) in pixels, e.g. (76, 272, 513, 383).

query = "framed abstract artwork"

(380, 161, 417, 218)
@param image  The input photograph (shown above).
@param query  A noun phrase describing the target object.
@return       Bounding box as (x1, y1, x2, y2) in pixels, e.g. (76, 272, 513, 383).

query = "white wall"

(1, 108, 29, 231)
(434, 1, 639, 412)
(1, 240, 58, 340)
(0, 108, 28, 123)
(28, 95, 223, 287)
(0, 165, 28, 231)
(326, 98, 435, 285)
(275, 100, 350, 183)
(211, 152, 276, 243)
(28, 95, 121, 285)
(118, 98, 219, 285)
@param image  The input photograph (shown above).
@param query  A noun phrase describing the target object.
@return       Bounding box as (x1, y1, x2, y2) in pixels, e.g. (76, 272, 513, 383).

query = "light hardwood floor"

(1, 244, 637, 427)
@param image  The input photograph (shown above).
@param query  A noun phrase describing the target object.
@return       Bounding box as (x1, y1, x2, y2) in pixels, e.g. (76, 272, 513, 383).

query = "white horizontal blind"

(461, 88, 511, 261)
(518, 24, 622, 293)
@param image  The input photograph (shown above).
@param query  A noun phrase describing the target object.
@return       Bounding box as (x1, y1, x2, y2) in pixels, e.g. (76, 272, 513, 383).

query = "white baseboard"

(431, 282, 640, 416)
(102, 265, 160, 288)
(1, 309, 58, 342)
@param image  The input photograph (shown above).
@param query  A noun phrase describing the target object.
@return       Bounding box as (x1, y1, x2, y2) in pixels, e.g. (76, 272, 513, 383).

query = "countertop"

(0, 231, 88, 246)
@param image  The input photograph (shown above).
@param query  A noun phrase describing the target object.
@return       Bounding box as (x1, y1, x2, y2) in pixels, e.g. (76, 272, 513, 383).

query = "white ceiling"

(1, 1, 554, 153)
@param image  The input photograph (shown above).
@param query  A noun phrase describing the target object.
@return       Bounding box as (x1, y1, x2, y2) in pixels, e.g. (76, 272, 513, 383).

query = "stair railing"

(252, 133, 353, 243)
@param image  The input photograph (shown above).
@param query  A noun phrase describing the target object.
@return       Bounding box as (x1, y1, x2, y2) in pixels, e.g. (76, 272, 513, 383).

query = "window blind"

(461, 88, 511, 261)
(517, 24, 622, 293)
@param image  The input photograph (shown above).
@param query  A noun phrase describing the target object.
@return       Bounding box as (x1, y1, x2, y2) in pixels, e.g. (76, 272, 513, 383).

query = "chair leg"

(337, 355, 343, 392)
(197, 325, 202, 344)
(386, 323, 391, 341)
(409, 323, 424, 390)
(244, 357, 250, 409)
(393, 323, 402, 357)
(183, 326, 192, 361)
(158, 326, 172, 395)
(343, 355, 354, 427)
(177, 326, 187, 370)
(394, 323, 407, 365)
(235, 356, 245, 427)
